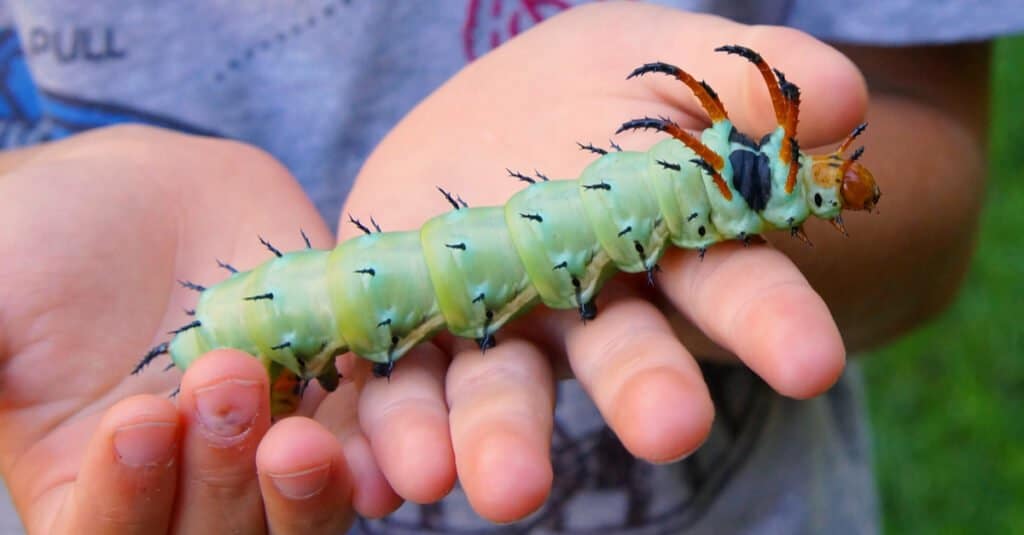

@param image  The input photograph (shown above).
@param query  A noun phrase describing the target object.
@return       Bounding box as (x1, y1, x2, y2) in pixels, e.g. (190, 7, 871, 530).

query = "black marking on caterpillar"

(578, 141, 608, 155)
(657, 160, 681, 171)
(169, 320, 201, 335)
(508, 168, 535, 184)
(139, 46, 879, 416)
(348, 213, 373, 235)
(217, 259, 238, 274)
(132, 342, 168, 374)
(437, 186, 468, 209)
(178, 280, 206, 292)
(259, 236, 283, 258)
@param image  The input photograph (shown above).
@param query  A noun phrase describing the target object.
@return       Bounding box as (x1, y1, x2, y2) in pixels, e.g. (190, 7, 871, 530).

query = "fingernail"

(194, 379, 262, 445)
(114, 421, 177, 467)
(269, 462, 331, 500)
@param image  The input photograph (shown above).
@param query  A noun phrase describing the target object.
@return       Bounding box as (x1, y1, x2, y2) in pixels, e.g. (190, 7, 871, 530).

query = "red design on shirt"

(463, 0, 573, 60)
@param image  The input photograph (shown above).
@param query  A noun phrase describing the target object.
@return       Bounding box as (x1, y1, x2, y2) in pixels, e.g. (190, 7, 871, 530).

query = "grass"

(863, 36, 1024, 533)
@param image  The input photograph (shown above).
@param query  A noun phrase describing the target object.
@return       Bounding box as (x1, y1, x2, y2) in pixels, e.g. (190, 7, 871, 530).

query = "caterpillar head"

(808, 123, 879, 220)
(838, 154, 880, 212)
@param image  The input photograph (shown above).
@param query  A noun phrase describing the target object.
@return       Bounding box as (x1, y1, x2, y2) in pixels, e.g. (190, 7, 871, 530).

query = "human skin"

(0, 2, 986, 532)
(0, 128, 380, 534)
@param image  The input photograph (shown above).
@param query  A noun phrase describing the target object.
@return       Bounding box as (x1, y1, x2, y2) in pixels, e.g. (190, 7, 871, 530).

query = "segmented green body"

(138, 47, 875, 415)
(165, 118, 844, 411)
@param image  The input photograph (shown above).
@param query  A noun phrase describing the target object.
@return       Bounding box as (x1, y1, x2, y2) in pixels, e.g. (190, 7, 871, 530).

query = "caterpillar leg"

(373, 360, 394, 379)
(627, 62, 729, 122)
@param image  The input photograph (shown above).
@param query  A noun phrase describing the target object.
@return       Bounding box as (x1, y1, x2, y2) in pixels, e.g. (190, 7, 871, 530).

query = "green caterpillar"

(134, 45, 880, 415)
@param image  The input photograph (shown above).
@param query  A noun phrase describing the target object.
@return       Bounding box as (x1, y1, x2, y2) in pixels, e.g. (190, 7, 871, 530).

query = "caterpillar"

(134, 45, 880, 415)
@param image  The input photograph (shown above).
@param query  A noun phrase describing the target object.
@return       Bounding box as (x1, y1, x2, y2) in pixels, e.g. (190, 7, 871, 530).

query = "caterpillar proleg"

(135, 45, 880, 415)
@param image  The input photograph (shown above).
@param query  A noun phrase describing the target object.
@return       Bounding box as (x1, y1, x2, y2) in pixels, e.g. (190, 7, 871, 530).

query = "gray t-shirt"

(0, 2, 1019, 534)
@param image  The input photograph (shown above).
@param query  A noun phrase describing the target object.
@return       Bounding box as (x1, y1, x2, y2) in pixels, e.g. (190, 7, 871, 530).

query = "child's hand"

(340, 3, 869, 522)
(0, 126, 390, 533)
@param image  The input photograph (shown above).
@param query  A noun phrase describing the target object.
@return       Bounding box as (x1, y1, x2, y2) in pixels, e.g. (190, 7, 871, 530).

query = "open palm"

(0, 127, 377, 533)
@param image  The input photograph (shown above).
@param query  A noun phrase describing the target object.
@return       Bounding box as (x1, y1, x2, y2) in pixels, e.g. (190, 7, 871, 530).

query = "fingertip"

(612, 367, 715, 464)
(462, 428, 552, 524)
(730, 25, 869, 144)
(789, 34, 869, 144)
(103, 392, 179, 430)
(104, 394, 180, 468)
(179, 348, 268, 389)
(257, 417, 347, 489)
(370, 409, 456, 503)
(258, 417, 356, 532)
(749, 286, 847, 399)
(54, 395, 179, 533)
(774, 323, 847, 401)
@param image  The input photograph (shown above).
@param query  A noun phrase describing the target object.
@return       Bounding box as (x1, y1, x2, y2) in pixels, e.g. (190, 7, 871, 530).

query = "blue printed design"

(0, 27, 216, 148)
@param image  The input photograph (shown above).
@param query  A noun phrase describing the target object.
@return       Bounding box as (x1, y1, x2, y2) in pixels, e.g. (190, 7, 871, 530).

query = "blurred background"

(862, 35, 1024, 533)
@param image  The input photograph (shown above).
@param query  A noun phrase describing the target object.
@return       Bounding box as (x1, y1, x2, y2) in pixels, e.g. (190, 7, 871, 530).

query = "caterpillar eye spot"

(145, 45, 877, 417)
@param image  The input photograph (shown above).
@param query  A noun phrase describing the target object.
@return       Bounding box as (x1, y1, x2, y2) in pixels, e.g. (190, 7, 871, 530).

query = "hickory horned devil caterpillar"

(134, 45, 881, 415)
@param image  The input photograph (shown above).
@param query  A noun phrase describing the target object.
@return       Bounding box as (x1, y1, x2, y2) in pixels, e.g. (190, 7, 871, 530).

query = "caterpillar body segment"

(577, 150, 669, 275)
(141, 46, 880, 415)
(329, 230, 440, 363)
(504, 179, 609, 311)
(420, 207, 536, 343)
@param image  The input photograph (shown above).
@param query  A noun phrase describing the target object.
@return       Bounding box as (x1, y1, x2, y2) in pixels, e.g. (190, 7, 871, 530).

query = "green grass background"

(863, 36, 1024, 533)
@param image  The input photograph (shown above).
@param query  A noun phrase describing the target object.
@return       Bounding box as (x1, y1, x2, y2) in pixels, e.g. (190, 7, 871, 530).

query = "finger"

(313, 365, 404, 519)
(359, 343, 456, 503)
(445, 338, 555, 523)
(172, 349, 271, 535)
(556, 295, 715, 463)
(578, 4, 868, 144)
(257, 417, 355, 535)
(51, 395, 179, 535)
(658, 243, 846, 399)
